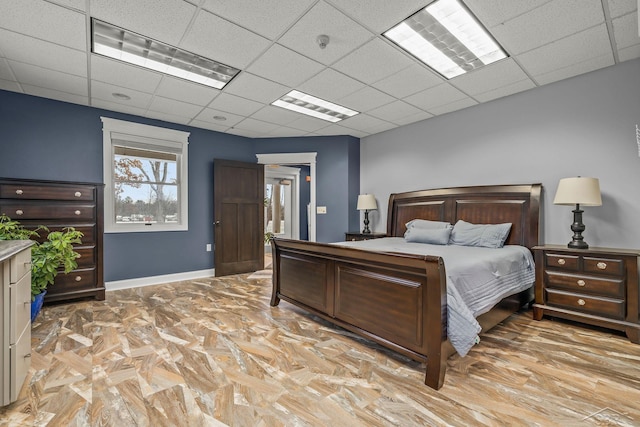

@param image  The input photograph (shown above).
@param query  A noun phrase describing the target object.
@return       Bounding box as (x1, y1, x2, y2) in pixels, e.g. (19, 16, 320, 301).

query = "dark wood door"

(213, 159, 264, 276)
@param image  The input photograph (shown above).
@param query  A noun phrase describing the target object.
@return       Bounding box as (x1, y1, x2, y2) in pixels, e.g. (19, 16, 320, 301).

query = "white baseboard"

(105, 268, 216, 291)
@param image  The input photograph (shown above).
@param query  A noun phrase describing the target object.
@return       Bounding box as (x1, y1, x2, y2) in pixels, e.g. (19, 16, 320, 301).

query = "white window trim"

(101, 117, 189, 233)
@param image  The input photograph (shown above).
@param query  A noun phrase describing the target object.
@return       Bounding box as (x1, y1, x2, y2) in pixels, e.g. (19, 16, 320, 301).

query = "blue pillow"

(404, 227, 452, 245)
(405, 219, 452, 230)
(449, 220, 512, 248)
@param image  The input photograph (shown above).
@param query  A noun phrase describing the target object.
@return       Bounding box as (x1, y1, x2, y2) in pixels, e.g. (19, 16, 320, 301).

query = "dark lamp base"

(568, 240, 589, 250)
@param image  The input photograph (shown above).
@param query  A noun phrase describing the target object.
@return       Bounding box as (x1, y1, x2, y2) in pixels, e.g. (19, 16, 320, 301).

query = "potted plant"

(0, 214, 83, 320)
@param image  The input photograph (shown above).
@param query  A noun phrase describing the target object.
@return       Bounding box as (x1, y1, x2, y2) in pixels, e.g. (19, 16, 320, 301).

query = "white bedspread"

(334, 237, 535, 356)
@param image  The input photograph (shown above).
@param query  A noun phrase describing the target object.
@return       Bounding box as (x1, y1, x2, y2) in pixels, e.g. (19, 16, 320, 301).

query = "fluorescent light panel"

(272, 90, 359, 123)
(91, 19, 240, 89)
(384, 0, 507, 79)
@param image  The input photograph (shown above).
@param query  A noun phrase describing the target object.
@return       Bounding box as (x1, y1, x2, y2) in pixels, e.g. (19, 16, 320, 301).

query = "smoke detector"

(316, 34, 330, 49)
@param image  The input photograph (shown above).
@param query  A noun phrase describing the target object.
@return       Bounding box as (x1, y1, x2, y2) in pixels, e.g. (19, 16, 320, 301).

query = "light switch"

(317, 206, 327, 214)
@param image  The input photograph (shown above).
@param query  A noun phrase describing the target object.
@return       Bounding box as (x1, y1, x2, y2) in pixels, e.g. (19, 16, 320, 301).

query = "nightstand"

(345, 232, 387, 242)
(532, 245, 640, 343)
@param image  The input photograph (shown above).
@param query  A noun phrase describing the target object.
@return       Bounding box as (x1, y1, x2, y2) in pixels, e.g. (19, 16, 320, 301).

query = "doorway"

(265, 165, 300, 241)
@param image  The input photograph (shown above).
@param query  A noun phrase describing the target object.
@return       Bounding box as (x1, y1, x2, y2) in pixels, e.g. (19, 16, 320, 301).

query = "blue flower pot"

(31, 291, 46, 322)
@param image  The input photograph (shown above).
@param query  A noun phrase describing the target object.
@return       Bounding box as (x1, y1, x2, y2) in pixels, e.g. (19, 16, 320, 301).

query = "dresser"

(345, 232, 387, 242)
(533, 245, 640, 343)
(0, 178, 105, 302)
(0, 240, 34, 406)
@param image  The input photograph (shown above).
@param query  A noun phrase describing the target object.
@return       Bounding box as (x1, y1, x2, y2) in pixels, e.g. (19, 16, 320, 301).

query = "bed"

(269, 183, 542, 390)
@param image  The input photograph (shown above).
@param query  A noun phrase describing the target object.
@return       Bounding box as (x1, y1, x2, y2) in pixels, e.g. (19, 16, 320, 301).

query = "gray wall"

(361, 59, 640, 250)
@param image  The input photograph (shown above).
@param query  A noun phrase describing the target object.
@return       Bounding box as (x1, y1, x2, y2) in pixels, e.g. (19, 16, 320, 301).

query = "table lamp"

(553, 177, 602, 249)
(357, 194, 377, 234)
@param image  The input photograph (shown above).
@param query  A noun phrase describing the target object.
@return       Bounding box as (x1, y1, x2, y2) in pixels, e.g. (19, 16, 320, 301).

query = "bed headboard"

(387, 184, 542, 248)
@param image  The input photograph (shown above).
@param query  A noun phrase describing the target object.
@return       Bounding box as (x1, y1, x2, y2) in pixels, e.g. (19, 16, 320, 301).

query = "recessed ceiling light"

(213, 115, 227, 121)
(91, 18, 240, 89)
(384, 0, 508, 79)
(271, 90, 359, 123)
(112, 92, 131, 100)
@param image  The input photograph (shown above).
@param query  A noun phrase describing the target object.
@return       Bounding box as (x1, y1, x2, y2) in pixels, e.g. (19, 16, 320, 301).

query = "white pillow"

(405, 219, 452, 230)
(404, 227, 452, 245)
(449, 220, 512, 248)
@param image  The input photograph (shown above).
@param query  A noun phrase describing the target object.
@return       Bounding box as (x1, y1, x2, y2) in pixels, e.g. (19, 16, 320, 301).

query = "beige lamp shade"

(357, 194, 377, 210)
(553, 177, 602, 206)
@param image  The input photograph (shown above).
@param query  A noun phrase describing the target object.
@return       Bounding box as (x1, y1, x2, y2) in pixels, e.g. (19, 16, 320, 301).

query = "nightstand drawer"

(546, 289, 625, 320)
(584, 256, 623, 276)
(545, 253, 579, 271)
(0, 183, 95, 201)
(546, 271, 624, 298)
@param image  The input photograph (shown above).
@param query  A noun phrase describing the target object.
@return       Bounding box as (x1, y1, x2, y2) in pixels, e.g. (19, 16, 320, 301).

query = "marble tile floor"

(2, 272, 640, 426)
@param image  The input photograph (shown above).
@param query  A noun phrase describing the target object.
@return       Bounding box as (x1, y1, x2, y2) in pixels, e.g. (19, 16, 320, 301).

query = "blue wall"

(0, 90, 359, 281)
(254, 135, 360, 243)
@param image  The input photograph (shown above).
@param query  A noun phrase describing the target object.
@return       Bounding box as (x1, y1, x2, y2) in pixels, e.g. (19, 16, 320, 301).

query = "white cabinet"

(0, 241, 33, 406)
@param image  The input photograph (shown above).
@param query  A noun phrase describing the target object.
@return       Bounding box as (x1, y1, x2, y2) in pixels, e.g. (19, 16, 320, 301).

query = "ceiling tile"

(226, 127, 264, 138)
(404, 83, 468, 111)
(194, 107, 245, 127)
(298, 68, 365, 100)
(250, 105, 303, 125)
(607, 0, 638, 18)
(91, 98, 147, 117)
(207, 93, 264, 116)
(491, 0, 605, 55)
(90, 0, 196, 46)
(180, 10, 271, 69)
(147, 96, 204, 117)
(473, 79, 536, 103)
(372, 64, 443, 98)
(188, 119, 231, 133)
(22, 84, 88, 106)
(286, 115, 333, 132)
(326, 0, 429, 33)
(339, 113, 396, 133)
(391, 110, 433, 126)
(47, 0, 86, 11)
(233, 117, 281, 133)
(336, 86, 395, 112)
(0, 29, 87, 77)
(278, 1, 374, 66)
(0, 58, 14, 80)
(450, 59, 531, 96)
(612, 12, 640, 49)
(0, 0, 86, 50)
(366, 100, 423, 123)
(332, 38, 414, 84)
(9, 61, 88, 96)
(224, 72, 289, 104)
(0, 78, 22, 92)
(246, 44, 325, 87)
(428, 97, 478, 116)
(314, 124, 366, 137)
(91, 55, 162, 93)
(532, 54, 615, 85)
(202, 0, 315, 39)
(517, 25, 613, 77)
(265, 126, 309, 137)
(154, 76, 220, 106)
(618, 44, 640, 61)
(465, 0, 550, 28)
(145, 110, 191, 125)
(90, 80, 153, 109)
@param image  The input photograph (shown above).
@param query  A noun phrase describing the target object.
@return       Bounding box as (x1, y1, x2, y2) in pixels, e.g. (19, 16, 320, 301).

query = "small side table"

(345, 232, 387, 242)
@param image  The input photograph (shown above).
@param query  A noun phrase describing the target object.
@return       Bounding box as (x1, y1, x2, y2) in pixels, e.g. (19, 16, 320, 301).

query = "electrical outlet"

(317, 206, 327, 214)
(206, 244, 212, 252)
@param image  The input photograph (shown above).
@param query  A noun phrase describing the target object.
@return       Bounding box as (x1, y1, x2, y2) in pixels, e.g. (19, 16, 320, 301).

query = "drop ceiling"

(0, 0, 638, 139)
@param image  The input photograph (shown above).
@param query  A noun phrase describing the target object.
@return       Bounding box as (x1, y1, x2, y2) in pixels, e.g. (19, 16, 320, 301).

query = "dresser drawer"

(0, 203, 96, 221)
(545, 253, 579, 271)
(10, 272, 31, 344)
(27, 224, 96, 245)
(9, 247, 31, 284)
(0, 183, 95, 201)
(53, 268, 96, 292)
(546, 271, 624, 298)
(74, 246, 96, 269)
(546, 289, 625, 320)
(584, 256, 624, 276)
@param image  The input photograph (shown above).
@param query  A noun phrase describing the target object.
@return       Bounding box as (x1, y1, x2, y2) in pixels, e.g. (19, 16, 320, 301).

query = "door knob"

(215, 221, 221, 225)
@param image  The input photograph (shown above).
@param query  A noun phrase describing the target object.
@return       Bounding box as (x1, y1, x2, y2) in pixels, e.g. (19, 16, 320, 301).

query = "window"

(101, 117, 189, 232)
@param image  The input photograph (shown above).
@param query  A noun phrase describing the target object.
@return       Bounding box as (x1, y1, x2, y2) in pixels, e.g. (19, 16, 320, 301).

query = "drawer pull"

(75, 210, 81, 215)
(24, 353, 31, 359)
(15, 189, 23, 195)
(75, 191, 82, 197)
(577, 279, 586, 286)
(597, 262, 607, 270)
(577, 299, 586, 306)
(15, 209, 23, 216)
(557, 258, 566, 265)
(24, 300, 30, 306)
(75, 275, 82, 282)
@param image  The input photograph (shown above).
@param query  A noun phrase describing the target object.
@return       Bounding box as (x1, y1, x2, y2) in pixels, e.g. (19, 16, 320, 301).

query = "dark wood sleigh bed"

(270, 184, 542, 390)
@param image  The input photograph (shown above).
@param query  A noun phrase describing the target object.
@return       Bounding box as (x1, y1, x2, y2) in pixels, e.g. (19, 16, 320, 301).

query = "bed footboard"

(270, 238, 448, 389)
